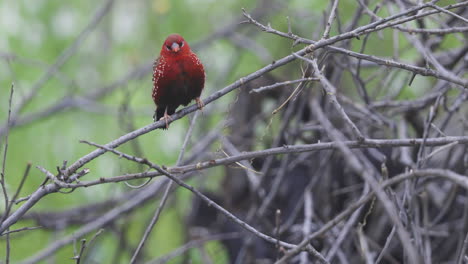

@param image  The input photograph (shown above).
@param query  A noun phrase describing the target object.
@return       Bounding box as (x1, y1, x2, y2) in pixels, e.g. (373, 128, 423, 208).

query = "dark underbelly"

(157, 79, 201, 108)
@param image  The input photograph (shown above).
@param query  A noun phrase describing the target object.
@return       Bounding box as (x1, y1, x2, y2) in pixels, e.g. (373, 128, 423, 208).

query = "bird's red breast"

(152, 34, 205, 121)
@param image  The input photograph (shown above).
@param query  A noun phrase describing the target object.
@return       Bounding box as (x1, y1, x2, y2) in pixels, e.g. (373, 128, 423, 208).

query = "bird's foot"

(196, 97, 204, 110)
(159, 110, 172, 129)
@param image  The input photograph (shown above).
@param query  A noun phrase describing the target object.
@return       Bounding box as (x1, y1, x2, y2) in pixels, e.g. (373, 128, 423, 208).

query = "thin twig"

(72, 228, 104, 264)
(1, 84, 14, 220)
(457, 231, 468, 264)
(301, 56, 365, 140)
(3, 163, 31, 220)
(0, 226, 41, 236)
(427, 3, 468, 24)
(250, 78, 319, 94)
(129, 112, 199, 263)
(1, 83, 14, 264)
(321, 0, 340, 39)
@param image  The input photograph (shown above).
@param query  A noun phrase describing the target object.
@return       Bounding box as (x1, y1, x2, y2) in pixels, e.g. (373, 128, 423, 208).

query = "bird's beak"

(171, 42, 180, 52)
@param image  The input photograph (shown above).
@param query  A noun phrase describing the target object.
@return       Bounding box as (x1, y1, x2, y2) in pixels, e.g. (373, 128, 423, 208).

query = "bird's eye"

(179, 42, 184, 47)
(166, 45, 171, 50)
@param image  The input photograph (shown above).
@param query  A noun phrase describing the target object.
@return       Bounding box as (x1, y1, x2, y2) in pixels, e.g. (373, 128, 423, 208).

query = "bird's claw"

(159, 112, 172, 129)
(159, 115, 172, 129)
(196, 97, 204, 111)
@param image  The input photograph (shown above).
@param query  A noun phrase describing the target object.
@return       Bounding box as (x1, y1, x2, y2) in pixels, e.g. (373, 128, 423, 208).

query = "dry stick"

(258, 155, 290, 217)
(250, 78, 319, 94)
(358, 227, 374, 263)
(354, 4, 380, 104)
(457, 231, 468, 264)
(3, 163, 31, 220)
(128, 184, 172, 263)
(396, 26, 468, 34)
(129, 111, 199, 264)
(300, 191, 313, 264)
(44, 136, 468, 189)
(0, 226, 41, 236)
(304, 56, 364, 140)
(222, 137, 260, 189)
(336, 93, 389, 126)
(430, 123, 447, 137)
(275, 209, 282, 261)
(421, 140, 459, 164)
(72, 229, 104, 264)
(271, 77, 307, 115)
(1, 84, 14, 218)
(370, 90, 441, 113)
(375, 227, 396, 264)
(74, 240, 86, 264)
(321, 0, 340, 39)
(1, 83, 14, 264)
(427, 3, 468, 24)
(281, 101, 421, 264)
(280, 153, 332, 236)
(13, 196, 30, 205)
(422, 192, 432, 263)
(416, 104, 440, 169)
(457, 182, 468, 263)
(1, 0, 115, 134)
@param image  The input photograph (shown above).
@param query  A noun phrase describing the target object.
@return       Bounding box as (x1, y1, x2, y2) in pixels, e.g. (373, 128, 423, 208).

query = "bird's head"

(160, 34, 190, 56)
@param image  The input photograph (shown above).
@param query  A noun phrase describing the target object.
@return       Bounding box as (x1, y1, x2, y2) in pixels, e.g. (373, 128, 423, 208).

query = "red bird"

(152, 34, 205, 129)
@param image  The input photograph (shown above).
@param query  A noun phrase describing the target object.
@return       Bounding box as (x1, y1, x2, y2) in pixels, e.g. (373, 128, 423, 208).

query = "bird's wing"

(153, 57, 159, 72)
(152, 57, 160, 86)
(152, 57, 160, 102)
